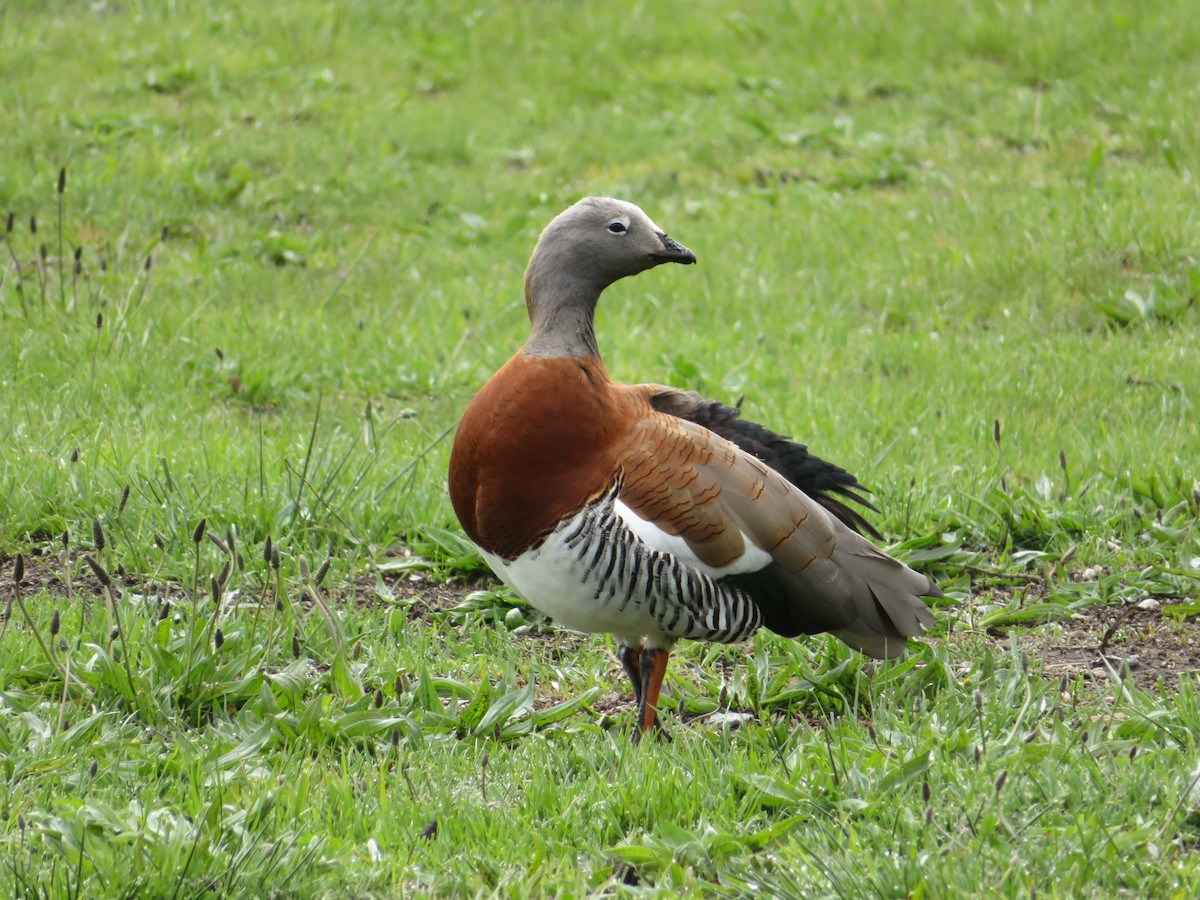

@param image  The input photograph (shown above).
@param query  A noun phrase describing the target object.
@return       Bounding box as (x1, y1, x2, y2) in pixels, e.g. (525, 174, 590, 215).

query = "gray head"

(523, 197, 695, 358)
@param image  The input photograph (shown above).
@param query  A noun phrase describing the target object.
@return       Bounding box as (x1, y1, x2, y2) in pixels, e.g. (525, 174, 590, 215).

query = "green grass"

(2, 0, 1199, 895)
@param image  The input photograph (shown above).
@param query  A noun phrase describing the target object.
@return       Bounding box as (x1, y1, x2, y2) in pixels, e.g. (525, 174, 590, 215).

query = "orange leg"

(635, 647, 671, 741)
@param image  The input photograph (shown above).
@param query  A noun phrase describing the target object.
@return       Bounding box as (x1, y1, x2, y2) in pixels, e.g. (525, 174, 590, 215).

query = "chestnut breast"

(449, 353, 632, 560)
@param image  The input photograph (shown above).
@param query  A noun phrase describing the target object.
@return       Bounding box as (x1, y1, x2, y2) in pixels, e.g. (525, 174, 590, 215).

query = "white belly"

(481, 536, 664, 646)
(477, 492, 763, 648)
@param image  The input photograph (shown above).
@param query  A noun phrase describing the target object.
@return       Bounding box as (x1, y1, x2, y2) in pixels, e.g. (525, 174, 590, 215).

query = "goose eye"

(607, 219, 629, 234)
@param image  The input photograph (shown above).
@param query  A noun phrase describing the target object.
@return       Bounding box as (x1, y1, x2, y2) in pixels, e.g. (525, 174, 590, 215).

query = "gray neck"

(525, 296, 601, 357)
(522, 252, 606, 359)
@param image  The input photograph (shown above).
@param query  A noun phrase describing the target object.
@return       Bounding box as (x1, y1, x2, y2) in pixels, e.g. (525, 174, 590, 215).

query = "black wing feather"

(649, 388, 883, 539)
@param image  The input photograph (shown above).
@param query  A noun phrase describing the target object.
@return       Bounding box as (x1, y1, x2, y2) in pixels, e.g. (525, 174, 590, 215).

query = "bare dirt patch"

(1006, 602, 1200, 691)
(954, 576, 1200, 691)
(3, 554, 1196, 691)
(352, 568, 480, 619)
(0, 550, 114, 607)
(368, 571, 1199, 691)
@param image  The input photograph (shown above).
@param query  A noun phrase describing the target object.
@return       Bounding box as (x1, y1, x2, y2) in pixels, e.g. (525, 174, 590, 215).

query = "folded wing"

(615, 393, 939, 659)
(646, 386, 882, 538)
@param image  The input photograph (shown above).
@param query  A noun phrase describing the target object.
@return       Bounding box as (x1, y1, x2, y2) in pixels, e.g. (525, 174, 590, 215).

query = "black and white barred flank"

(480, 482, 763, 648)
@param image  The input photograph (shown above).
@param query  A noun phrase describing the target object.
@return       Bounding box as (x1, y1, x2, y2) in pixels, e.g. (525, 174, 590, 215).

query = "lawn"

(2, 0, 1199, 895)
